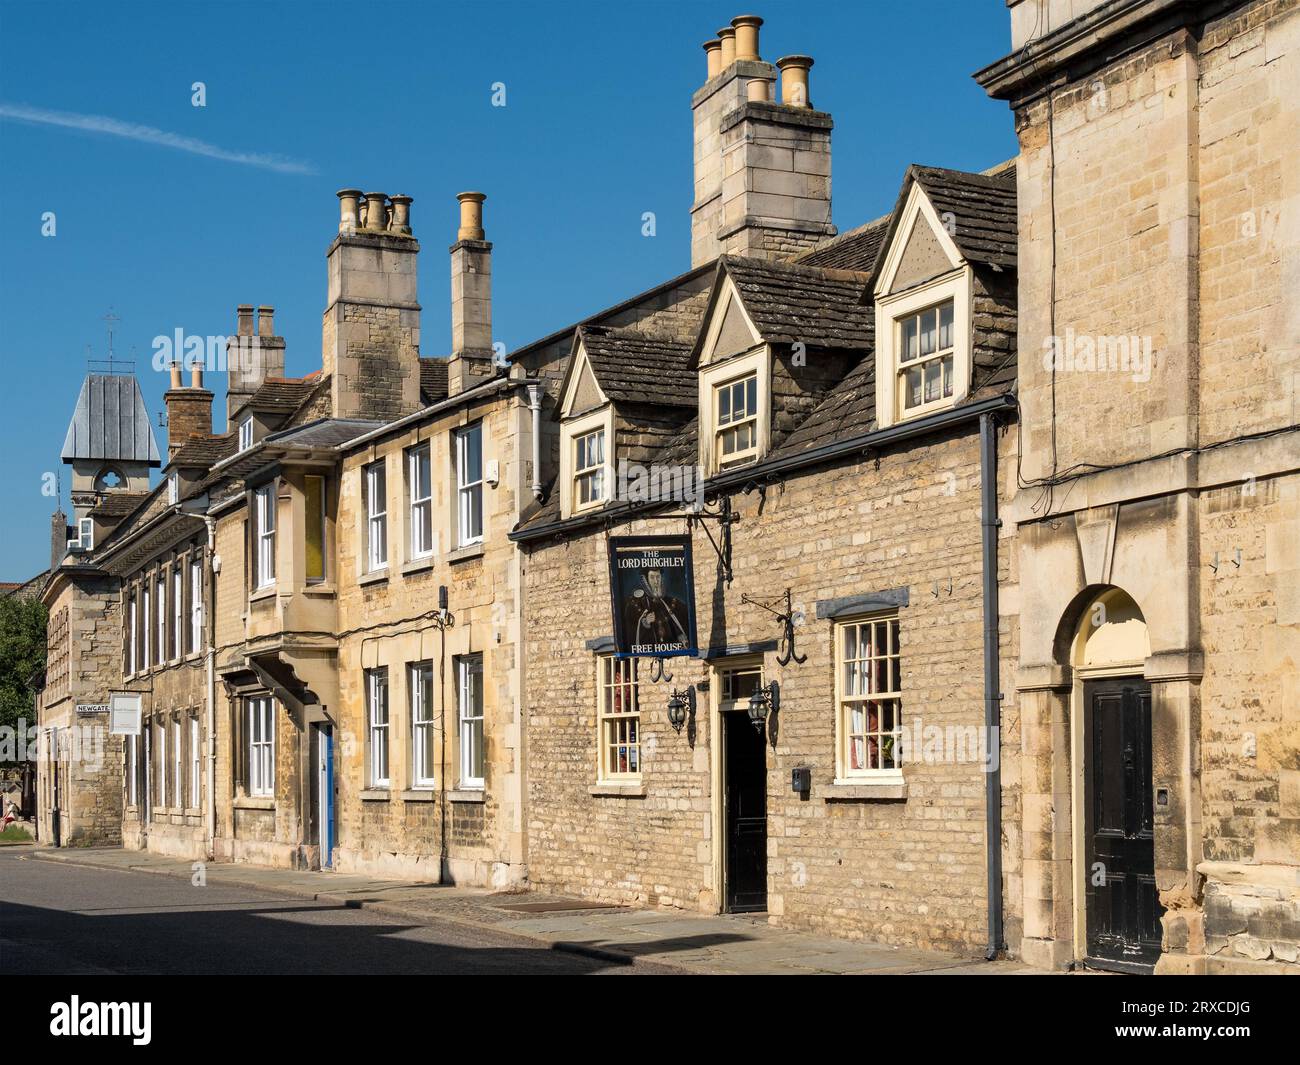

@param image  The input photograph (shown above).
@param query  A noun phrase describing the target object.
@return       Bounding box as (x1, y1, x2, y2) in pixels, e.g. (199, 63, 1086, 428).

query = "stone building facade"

(978, 0, 1300, 972)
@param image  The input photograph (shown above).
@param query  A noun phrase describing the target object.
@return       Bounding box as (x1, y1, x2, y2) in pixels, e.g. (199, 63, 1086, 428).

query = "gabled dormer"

(871, 165, 1016, 429)
(556, 325, 695, 518)
(690, 257, 872, 475)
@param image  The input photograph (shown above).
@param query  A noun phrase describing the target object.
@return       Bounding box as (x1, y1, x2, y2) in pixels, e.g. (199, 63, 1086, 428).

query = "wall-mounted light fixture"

(747, 680, 779, 734)
(666, 687, 692, 733)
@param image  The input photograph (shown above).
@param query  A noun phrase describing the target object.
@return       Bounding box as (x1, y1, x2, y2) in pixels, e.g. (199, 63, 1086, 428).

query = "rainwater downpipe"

(980, 411, 1005, 960)
(527, 383, 543, 500)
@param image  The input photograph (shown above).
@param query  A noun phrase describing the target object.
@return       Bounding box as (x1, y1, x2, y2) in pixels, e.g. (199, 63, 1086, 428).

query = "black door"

(1084, 678, 1163, 971)
(724, 712, 767, 913)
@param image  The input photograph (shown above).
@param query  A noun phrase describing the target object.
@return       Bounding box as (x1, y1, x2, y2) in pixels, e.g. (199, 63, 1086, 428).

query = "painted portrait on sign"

(608, 535, 698, 658)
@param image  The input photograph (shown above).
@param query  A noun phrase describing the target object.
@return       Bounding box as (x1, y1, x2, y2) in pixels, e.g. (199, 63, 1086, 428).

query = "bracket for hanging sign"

(741, 588, 807, 666)
(687, 495, 740, 587)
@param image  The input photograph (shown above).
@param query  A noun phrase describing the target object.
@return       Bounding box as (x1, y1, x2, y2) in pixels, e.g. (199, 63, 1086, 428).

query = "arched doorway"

(1069, 588, 1163, 972)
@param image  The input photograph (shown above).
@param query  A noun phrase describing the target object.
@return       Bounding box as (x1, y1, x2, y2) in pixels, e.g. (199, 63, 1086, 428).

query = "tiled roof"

(770, 357, 877, 458)
(60, 374, 161, 466)
(579, 326, 696, 409)
(791, 214, 890, 272)
(718, 257, 874, 351)
(908, 165, 1017, 271)
(420, 358, 449, 405)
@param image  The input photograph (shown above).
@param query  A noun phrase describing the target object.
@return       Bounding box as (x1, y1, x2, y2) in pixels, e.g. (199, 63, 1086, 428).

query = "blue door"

(315, 723, 335, 868)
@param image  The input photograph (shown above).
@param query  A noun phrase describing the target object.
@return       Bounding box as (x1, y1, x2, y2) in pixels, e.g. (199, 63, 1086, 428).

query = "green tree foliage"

(0, 595, 47, 764)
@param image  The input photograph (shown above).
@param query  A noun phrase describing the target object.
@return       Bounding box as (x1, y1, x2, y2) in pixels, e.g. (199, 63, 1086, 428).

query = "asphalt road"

(0, 849, 678, 975)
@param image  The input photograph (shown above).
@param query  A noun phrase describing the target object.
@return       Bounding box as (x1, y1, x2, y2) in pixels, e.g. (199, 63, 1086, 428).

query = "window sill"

(447, 543, 485, 565)
(249, 586, 277, 605)
(401, 556, 435, 576)
(358, 570, 389, 588)
(400, 788, 437, 802)
(447, 788, 485, 804)
(359, 788, 390, 801)
(823, 779, 908, 802)
(303, 583, 335, 597)
(233, 796, 275, 811)
(588, 782, 646, 798)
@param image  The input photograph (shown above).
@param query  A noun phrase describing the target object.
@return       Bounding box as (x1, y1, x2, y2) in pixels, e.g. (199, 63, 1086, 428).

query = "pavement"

(18, 844, 1044, 975)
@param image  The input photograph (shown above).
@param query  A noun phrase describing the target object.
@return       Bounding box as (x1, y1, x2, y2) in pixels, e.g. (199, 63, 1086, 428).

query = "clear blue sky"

(0, 0, 1016, 581)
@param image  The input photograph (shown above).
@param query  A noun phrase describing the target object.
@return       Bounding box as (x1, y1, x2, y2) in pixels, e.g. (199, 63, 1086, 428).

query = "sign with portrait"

(607, 535, 698, 658)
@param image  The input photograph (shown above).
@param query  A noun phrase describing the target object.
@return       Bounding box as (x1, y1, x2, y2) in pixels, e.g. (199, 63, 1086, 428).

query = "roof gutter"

(510, 392, 1017, 543)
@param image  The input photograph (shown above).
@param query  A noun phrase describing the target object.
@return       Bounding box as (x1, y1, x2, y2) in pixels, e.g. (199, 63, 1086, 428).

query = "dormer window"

(574, 427, 606, 507)
(898, 300, 955, 415)
(715, 371, 759, 468)
(238, 418, 253, 452)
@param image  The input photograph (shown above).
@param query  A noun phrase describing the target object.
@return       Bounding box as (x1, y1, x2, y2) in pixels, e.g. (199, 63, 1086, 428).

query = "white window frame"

(128, 593, 138, 675)
(366, 669, 390, 788)
(142, 584, 152, 669)
(247, 696, 275, 798)
(833, 613, 904, 782)
(189, 713, 201, 809)
(172, 714, 183, 809)
(559, 406, 614, 519)
(254, 484, 276, 589)
(457, 655, 484, 788)
(189, 558, 203, 653)
(171, 567, 182, 660)
(156, 574, 166, 666)
(455, 423, 484, 548)
(73, 517, 93, 550)
(410, 662, 435, 789)
(596, 656, 640, 782)
(125, 733, 138, 807)
(238, 417, 253, 452)
(872, 185, 972, 430)
(698, 348, 770, 475)
(364, 461, 388, 572)
(407, 443, 434, 559)
(155, 715, 167, 807)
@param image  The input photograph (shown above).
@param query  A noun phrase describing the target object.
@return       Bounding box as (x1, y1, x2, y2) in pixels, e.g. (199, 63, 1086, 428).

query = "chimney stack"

(448, 191, 495, 396)
(322, 189, 422, 420)
(165, 359, 214, 458)
(691, 15, 833, 265)
(226, 305, 286, 425)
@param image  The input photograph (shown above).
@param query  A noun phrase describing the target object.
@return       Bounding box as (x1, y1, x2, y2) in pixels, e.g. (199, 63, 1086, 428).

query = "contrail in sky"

(0, 102, 316, 175)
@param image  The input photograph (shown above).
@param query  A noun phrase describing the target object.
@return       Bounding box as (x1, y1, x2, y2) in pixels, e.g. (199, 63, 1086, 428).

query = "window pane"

(305, 476, 325, 581)
(902, 316, 918, 362)
(905, 366, 923, 409)
(744, 374, 757, 416)
(938, 301, 954, 350)
(920, 308, 937, 356)
(942, 355, 954, 399)
(924, 360, 942, 403)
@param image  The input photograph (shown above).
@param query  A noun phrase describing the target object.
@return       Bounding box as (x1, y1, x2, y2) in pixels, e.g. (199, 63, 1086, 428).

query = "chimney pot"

(456, 191, 487, 242)
(717, 27, 736, 68)
(169, 360, 182, 390)
(731, 15, 762, 62)
(777, 54, 813, 107)
(190, 364, 203, 388)
(257, 306, 275, 338)
(237, 304, 255, 337)
(362, 191, 389, 231)
(389, 194, 413, 235)
(703, 40, 722, 80)
(746, 77, 770, 103)
(337, 188, 362, 233)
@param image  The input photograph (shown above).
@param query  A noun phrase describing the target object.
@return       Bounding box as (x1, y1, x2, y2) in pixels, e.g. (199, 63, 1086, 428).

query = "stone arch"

(1049, 583, 1149, 668)
(94, 465, 127, 491)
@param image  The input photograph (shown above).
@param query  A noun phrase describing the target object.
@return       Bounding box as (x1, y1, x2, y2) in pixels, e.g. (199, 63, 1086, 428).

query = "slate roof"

(420, 358, 449, 405)
(899, 165, 1017, 272)
(89, 491, 151, 519)
(792, 214, 890, 272)
(265, 418, 385, 449)
(168, 433, 237, 470)
(60, 374, 161, 466)
(579, 326, 696, 409)
(244, 375, 320, 412)
(715, 257, 874, 353)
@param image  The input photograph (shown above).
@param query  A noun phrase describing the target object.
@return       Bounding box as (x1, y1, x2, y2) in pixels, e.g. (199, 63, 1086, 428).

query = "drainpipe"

(526, 383, 543, 500)
(980, 412, 1005, 960)
(204, 516, 218, 860)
